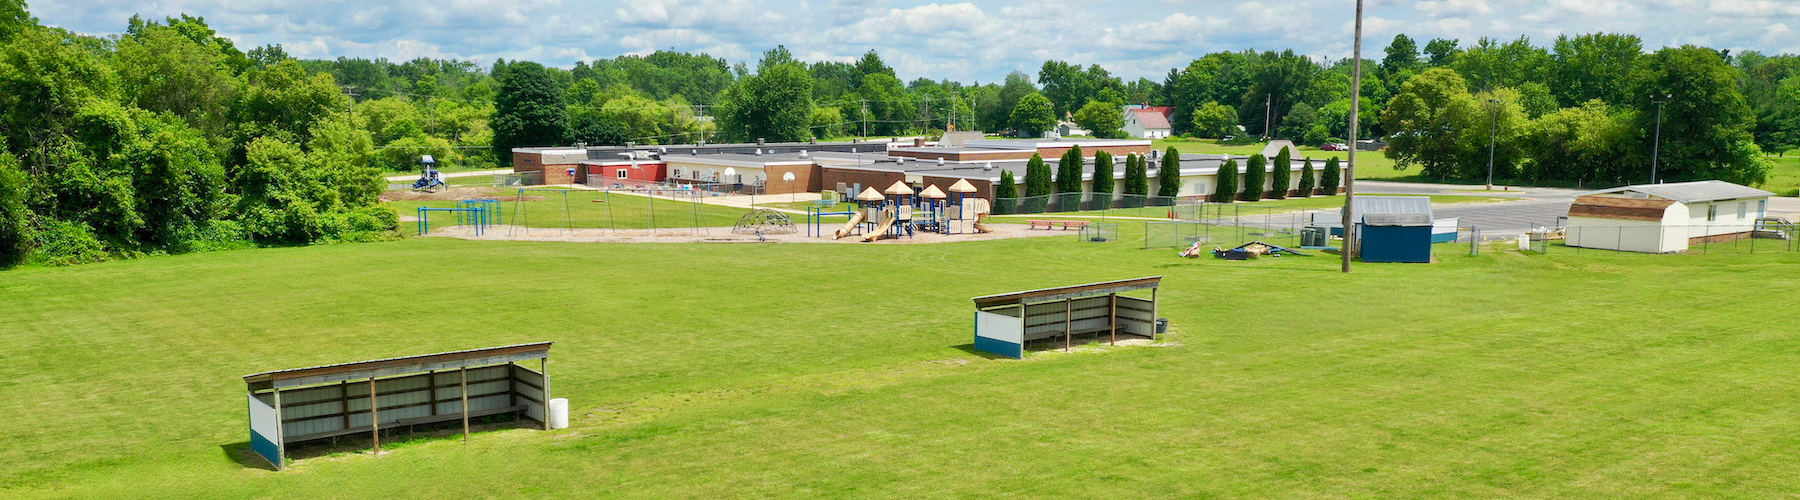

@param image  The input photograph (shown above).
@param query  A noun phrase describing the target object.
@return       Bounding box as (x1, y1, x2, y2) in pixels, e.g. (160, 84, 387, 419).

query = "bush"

(1215, 159, 1239, 202)
(32, 219, 110, 266)
(1323, 157, 1342, 195)
(1090, 151, 1115, 210)
(1297, 158, 1315, 198)
(1241, 154, 1266, 201)
(1270, 148, 1291, 200)
(1158, 146, 1182, 198)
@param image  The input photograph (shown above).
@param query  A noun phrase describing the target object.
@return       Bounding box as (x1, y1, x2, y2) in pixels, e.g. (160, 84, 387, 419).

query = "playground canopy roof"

(243, 342, 554, 391)
(855, 187, 885, 201)
(884, 180, 915, 195)
(920, 185, 946, 199)
(972, 276, 1162, 309)
(948, 179, 978, 193)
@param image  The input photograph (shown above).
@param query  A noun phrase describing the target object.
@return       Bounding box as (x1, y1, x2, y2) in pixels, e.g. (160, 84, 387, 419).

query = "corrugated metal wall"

(255, 364, 534, 444)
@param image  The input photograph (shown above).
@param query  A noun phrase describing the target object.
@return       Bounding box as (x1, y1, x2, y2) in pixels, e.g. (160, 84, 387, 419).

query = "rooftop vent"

(984, 161, 993, 171)
(757, 138, 766, 146)
(755, 148, 763, 156)
(799, 150, 809, 158)
(936, 157, 945, 166)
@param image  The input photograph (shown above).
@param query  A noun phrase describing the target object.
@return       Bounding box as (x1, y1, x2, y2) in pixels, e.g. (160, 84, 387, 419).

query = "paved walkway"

(1353, 180, 1586, 200)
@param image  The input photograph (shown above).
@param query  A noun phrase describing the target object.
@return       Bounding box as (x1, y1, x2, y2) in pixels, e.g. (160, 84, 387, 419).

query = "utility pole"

(342, 85, 360, 114)
(1342, 0, 1364, 273)
(1485, 98, 1501, 191)
(1651, 94, 1671, 184)
(1264, 94, 1272, 139)
(861, 100, 869, 139)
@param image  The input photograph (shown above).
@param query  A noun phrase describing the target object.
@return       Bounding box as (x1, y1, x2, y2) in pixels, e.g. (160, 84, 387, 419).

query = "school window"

(616, 170, 628, 179)
(1707, 205, 1717, 222)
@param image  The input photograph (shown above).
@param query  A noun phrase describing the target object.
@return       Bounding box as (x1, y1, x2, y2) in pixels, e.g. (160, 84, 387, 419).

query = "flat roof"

(973, 277, 1161, 309)
(662, 153, 817, 168)
(963, 138, 1153, 150)
(1579, 180, 1774, 204)
(244, 342, 553, 390)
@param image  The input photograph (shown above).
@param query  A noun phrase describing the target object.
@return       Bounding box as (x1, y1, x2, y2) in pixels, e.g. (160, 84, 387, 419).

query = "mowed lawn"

(4, 227, 1800, 498)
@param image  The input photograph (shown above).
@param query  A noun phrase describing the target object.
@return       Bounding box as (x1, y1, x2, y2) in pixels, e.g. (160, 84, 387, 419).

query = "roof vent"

(984, 161, 993, 171)
(936, 157, 945, 166)
(627, 141, 636, 148)
(799, 150, 809, 158)
(692, 149, 699, 155)
(898, 157, 907, 164)
(757, 138, 766, 146)
(851, 147, 858, 154)
(755, 148, 763, 156)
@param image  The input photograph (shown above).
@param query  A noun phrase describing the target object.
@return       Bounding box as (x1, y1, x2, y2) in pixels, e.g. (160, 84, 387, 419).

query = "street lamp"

(1650, 93, 1672, 184)
(1485, 98, 1502, 191)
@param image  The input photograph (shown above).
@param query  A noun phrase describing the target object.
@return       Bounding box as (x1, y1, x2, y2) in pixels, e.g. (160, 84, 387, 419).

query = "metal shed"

(1360, 213, 1434, 263)
(242, 342, 553, 470)
(971, 277, 1161, 359)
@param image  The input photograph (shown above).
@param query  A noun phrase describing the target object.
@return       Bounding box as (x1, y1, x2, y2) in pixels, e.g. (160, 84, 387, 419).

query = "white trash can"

(548, 398, 569, 429)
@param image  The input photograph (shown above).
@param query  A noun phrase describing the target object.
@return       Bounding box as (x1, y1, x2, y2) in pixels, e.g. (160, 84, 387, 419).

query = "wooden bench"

(1027, 220, 1091, 230)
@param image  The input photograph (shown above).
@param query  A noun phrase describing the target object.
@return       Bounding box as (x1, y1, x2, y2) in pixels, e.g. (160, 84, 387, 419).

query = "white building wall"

(1681, 199, 1761, 238)
(1565, 202, 1688, 253)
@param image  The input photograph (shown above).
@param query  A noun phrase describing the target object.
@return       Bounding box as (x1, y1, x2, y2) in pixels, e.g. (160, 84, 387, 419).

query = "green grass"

(387, 189, 753, 231)
(5, 228, 1800, 498)
(1762, 156, 1800, 196)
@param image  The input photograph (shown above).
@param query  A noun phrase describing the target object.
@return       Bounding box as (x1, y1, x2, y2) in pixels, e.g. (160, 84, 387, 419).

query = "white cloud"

(24, 0, 1800, 84)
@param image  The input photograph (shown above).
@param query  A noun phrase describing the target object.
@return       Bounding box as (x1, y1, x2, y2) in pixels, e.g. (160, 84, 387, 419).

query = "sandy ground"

(424, 222, 1086, 244)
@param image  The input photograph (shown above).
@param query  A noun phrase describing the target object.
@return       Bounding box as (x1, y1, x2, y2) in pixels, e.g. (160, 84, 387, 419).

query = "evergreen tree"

(1240, 154, 1266, 201)
(1055, 144, 1083, 210)
(995, 169, 1018, 198)
(1023, 153, 1052, 212)
(1090, 151, 1115, 210)
(1123, 153, 1149, 207)
(1157, 146, 1181, 199)
(491, 61, 567, 165)
(1215, 159, 1238, 203)
(1322, 157, 1341, 195)
(1296, 158, 1315, 197)
(995, 169, 1019, 214)
(1269, 147, 1291, 199)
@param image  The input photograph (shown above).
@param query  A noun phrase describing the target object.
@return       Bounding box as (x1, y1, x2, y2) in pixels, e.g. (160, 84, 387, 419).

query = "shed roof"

(1568, 195, 1676, 221)
(243, 342, 552, 390)
(972, 276, 1161, 309)
(1579, 180, 1773, 204)
(1363, 213, 1433, 226)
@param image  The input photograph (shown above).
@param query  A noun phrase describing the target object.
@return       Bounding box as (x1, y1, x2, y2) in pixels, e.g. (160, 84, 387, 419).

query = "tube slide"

(833, 211, 867, 239)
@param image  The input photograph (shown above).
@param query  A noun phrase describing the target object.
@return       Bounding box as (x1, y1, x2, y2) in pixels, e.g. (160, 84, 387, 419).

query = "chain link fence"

(991, 194, 1183, 217)
(1516, 221, 1800, 255)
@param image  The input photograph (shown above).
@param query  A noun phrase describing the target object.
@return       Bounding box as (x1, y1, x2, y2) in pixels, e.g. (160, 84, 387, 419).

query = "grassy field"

(5, 226, 1800, 498)
(387, 189, 753, 232)
(1763, 156, 1800, 196)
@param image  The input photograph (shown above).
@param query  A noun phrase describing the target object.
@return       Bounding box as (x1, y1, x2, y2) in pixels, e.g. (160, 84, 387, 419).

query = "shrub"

(1215, 159, 1238, 203)
(1270, 148, 1291, 199)
(1241, 154, 1266, 201)
(1122, 154, 1149, 208)
(32, 219, 109, 266)
(1322, 157, 1342, 195)
(1157, 146, 1182, 200)
(1297, 158, 1316, 198)
(1090, 151, 1115, 210)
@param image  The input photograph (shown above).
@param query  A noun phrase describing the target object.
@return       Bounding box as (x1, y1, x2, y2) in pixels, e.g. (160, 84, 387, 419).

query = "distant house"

(1565, 180, 1774, 253)
(1054, 120, 1089, 138)
(1123, 105, 1173, 139)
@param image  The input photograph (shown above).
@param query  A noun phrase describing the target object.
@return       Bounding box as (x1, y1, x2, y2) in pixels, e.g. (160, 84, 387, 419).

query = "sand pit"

(423, 222, 1081, 244)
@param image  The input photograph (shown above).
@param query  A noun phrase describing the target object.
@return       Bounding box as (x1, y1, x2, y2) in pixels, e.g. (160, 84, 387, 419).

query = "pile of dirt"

(383, 187, 545, 202)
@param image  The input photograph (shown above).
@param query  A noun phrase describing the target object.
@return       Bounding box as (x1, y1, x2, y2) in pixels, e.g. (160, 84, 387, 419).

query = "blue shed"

(1359, 213, 1434, 263)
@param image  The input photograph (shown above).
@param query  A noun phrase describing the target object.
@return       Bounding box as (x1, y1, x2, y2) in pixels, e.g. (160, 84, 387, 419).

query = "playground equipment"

(732, 209, 796, 235)
(416, 206, 490, 236)
(834, 187, 884, 239)
(412, 155, 447, 191)
(457, 199, 503, 225)
(816, 180, 993, 240)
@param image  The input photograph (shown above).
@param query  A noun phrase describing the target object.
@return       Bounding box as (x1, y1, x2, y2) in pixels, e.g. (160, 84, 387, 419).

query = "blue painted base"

(251, 430, 281, 469)
(974, 336, 1024, 359)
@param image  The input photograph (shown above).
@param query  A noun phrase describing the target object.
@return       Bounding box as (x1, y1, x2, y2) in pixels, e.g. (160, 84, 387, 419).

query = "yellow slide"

(832, 211, 866, 239)
(972, 213, 993, 234)
(862, 214, 897, 242)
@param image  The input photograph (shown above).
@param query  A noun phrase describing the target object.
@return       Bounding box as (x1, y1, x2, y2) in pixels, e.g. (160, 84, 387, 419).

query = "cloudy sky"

(33, 0, 1800, 83)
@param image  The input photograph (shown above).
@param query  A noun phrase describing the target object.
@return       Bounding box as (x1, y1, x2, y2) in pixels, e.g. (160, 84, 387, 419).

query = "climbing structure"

(732, 209, 798, 234)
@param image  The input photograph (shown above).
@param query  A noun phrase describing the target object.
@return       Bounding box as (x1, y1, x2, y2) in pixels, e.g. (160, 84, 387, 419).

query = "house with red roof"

(1123, 104, 1174, 139)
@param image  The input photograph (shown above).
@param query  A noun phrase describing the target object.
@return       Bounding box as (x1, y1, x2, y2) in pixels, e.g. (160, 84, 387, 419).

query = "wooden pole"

(1151, 287, 1159, 340)
(272, 388, 286, 470)
(1064, 298, 1072, 352)
(1109, 293, 1118, 345)
(369, 377, 380, 455)
(460, 366, 470, 443)
(541, 357, 551, 431)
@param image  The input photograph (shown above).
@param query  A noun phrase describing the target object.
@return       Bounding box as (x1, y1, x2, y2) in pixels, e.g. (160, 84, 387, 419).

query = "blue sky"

(34, 0, 1800, 83)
